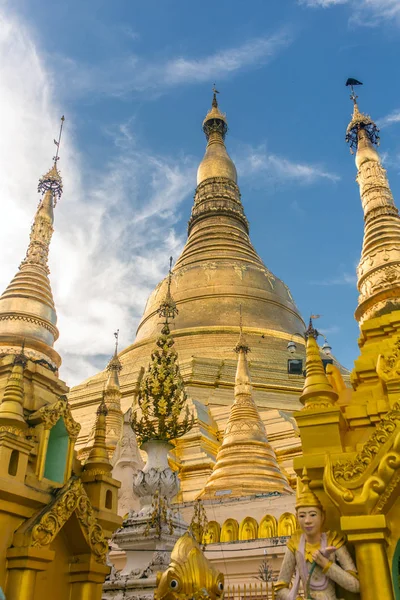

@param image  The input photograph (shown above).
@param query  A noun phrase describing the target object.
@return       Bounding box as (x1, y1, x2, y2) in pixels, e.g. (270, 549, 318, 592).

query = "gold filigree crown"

(295, 468, 323, 511)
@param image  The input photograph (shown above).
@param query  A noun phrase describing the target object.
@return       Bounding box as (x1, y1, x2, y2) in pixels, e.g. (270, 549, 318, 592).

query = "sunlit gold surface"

(0, 188, 60, 368)
(349, 100, 400, 324)
(200, 343, 292, 498)
(300, 334, 338, 410)
(154, 532, 224, 600)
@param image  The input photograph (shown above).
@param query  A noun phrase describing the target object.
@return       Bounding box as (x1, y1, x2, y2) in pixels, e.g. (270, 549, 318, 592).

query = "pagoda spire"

(176, 89, 259, 268)
(0, 348, 28, 431)
(103, 330, 123, 451)
(0, 117, 65, 368)
(300, 319, 338, 410)
(199, 317, 292, 498)
(345, 83, 400, 323)
(83, 396, 113, 475)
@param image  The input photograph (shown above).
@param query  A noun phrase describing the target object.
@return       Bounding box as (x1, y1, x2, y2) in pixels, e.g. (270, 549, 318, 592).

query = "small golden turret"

(103, 330, 123, 450)
(83, 397, 112, 475)
(0, 117, 65, 369)
(300, 319, 338, 410)
(199, 320, 292, 498)
(197, 86, 237, 186)
(0, 349, 28, 431)
(345, 84, 400, 323)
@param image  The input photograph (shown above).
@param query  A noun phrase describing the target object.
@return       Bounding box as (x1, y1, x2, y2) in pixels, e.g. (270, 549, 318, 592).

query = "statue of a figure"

(274, 469, 360, 600)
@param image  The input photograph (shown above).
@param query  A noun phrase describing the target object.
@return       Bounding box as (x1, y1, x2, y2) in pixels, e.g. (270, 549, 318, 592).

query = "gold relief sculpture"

(29, 394, 81, 439)
(376, 339, 400, 382)
(332, 403, 400, 482)
(19, 477, 109, 563)
(154, 532, 225, 600)
(275, 469, 360, 600)
(324, 425, 400, 515)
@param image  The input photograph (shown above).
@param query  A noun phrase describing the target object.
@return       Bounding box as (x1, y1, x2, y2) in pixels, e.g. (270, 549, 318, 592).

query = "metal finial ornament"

(345, 80, 380, 154)
(157, 257, 178, 323)
(235, 305, 250, 354)
(114, 329, 119, 354)
(212, 83, 219, 107)
(305, 317, 319, 340)
(37, 116, 65, 203)
(203, 86, 228, 141)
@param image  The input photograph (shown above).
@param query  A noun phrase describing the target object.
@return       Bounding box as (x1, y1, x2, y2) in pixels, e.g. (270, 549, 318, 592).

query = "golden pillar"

(5, 547, 54, 600)
(342, 515, 394, 600)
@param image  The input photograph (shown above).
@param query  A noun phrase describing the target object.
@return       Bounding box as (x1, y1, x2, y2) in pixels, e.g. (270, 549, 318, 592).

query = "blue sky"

(1, 0, 400, 384)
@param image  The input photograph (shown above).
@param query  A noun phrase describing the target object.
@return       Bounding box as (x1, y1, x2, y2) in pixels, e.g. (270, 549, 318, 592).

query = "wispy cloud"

(300, 0, 400, 24)
(310, 272, 357, 286)
(235, 144, 339, 184)
(51, 30, 293, 98)
(300, 0, 347, 6)
(378, 109, 400, 128)
(0, 9, 194, 386)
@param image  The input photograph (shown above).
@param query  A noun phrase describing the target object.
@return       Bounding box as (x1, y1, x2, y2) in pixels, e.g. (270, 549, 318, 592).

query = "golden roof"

(199, 337, 292, 498)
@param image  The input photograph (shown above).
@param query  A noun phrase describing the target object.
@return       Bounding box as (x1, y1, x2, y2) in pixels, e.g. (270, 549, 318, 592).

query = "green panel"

(393, 540, 400, 600)
(44, 418, 69, 483)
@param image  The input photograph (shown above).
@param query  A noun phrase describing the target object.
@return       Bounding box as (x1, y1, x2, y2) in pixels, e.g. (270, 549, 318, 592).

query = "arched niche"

(278, 512, 297, 537)
(239, 517, 258, 541)
(8, 449, 19, 477)
(44, 418, 69, 483)
(258, 514, 277, 539)
(203, 521, 221, 545)
(220, 518, 239, 543)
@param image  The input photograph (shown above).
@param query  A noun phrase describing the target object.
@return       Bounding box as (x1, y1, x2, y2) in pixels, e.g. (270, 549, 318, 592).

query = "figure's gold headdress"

(295, 468, 323, 511)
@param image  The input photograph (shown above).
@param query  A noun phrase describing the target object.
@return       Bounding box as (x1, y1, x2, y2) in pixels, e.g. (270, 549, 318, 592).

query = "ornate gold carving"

(333, 403, 400, 481)
(31, 477, 108, 562)
(0, 424, 26, 436)
(376, 340, 400, 382)
(30, 396, 81, 439)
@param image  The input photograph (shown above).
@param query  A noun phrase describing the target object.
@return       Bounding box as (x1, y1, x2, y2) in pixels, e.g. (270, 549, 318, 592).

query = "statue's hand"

(321, 545, 337, 559)
(312, 550, 330, 569)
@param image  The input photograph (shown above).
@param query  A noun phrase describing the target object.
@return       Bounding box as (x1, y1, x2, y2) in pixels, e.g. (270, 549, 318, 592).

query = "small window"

(287, 359, 303, 375)
(8, 450, 19, 476)
(105, 489, 113, 510)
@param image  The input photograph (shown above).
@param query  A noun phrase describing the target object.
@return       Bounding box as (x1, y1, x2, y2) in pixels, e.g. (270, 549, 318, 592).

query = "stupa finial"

(37, 115, 65, 204)
(157, 257, 178, 325)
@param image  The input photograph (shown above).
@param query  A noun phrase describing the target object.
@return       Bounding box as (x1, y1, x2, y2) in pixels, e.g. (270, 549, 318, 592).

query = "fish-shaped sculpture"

(155, 532, 225, 600)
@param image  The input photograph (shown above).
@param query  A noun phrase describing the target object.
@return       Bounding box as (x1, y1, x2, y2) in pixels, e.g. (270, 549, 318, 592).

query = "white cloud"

(300, 0, 348, 6)
(300, 0, 400, 24)
(235, 144, 339, 184)
(378, 109, 400, 128)
(0, 8, 194, 386)
(50, 30, 293, 98)
(310, 272, 357, 285)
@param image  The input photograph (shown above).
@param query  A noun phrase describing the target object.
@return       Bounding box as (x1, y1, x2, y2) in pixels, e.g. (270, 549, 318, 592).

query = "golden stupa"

(199, 328, 292, 497)
(70, 92, 340, 499)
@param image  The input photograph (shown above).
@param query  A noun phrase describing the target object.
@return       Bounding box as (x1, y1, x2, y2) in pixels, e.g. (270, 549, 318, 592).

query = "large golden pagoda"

(70, 92, 321, 499)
